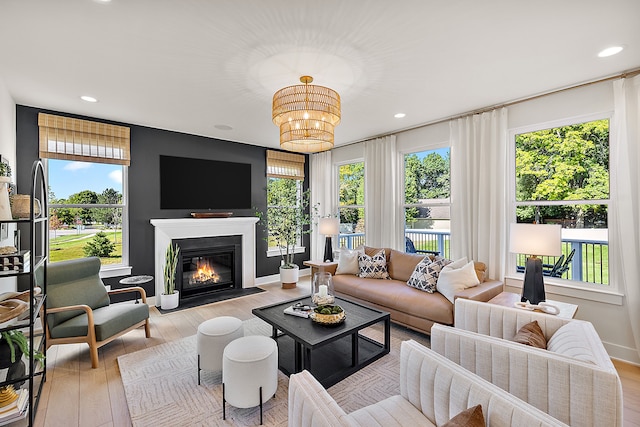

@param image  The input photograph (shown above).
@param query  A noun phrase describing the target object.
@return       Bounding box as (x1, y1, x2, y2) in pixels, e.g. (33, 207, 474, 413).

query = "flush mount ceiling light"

(272, 75, 341, 153)
(598, 46, 623, 57)
(80, 95, 98, 103)
(394, 113, 406, 118)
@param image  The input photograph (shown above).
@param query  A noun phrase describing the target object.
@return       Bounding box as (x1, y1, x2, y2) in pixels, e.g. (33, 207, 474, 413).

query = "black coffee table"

(252, 296, 390, 388)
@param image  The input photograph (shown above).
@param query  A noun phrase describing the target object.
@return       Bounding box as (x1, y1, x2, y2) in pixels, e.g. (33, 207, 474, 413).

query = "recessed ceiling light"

(598, 46, 623, 58)
(80, 95, 98, 103)
(214, 124, 233, 131)
(394, 113, 406, 118)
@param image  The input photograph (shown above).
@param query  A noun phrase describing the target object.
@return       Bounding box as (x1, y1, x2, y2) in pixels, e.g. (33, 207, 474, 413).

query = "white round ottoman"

(196, 316, 243, 385)
(222, 335, 278, 425)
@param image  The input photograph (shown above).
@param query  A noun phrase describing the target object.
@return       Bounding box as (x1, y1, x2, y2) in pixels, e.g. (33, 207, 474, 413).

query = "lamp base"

(323, 236, 333, 262)
(521, 256, 545, 305)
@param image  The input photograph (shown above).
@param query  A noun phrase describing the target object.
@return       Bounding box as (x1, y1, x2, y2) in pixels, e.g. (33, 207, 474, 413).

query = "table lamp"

(509, 223, 562, 305)
(319, 217, 339, 262)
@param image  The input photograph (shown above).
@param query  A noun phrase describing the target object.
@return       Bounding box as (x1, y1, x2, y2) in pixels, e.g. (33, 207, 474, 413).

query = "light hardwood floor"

(33, 280, 640, 427)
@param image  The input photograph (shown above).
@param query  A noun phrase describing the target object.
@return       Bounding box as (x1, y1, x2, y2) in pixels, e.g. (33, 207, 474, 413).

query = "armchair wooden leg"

(144, 319, 151, 338)
(89, 343, 99, 369)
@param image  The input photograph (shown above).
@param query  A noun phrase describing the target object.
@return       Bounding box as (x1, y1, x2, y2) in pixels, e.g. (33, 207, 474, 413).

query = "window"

(38, 113, 130, 275)
(48, 160, 127, 269)
(266, 177, 304, 253)
(338, 162, 365, 249)
(265, 150, 306, 256)
(512, 118, 610, 286)
(403, 148, 451, 258)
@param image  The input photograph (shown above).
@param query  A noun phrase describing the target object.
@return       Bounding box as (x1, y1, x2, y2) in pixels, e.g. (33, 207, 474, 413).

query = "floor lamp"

(319, 217, 339, 262)
(509, 223, 562, 305)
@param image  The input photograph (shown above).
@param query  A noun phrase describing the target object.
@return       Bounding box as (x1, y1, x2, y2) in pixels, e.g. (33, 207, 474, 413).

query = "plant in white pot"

(0, 162, 12, 221)
(257, 187, 317, 288)
(161, 242, 180, 310)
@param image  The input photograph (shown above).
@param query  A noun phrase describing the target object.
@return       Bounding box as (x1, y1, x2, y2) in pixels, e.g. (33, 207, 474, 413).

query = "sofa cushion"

(49, 302, 150, 341)
(442, 404, 485, 427)
(387, 250, 428, 282)
(358, 249, 391, 279)
(333, 276, 454, 325)
(547, 321, 598, 364)
(436, 261, 480, 303)
(336, 247, 363, 275)
(512, 320, 547, 349)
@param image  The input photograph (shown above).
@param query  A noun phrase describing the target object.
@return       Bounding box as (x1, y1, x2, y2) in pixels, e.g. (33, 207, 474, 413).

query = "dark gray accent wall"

(15, 105, 311, 296)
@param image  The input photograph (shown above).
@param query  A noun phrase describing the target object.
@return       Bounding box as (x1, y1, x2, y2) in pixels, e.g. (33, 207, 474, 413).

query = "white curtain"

(611, 75, 640, 359)
(364, 135, 402, 249)
(450, 108, 508, 280)
(310, 151, 335, 261)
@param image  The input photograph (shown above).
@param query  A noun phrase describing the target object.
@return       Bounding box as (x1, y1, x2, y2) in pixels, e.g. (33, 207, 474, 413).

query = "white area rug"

(118, 317, 430, 426)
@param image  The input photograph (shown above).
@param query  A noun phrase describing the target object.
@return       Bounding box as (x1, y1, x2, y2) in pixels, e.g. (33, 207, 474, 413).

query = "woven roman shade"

(266, 150, 305, 180)
(38, 113, 131, 166)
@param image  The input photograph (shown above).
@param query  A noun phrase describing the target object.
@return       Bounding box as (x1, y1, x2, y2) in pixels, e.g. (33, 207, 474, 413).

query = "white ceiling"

(1, 0, 638, 150)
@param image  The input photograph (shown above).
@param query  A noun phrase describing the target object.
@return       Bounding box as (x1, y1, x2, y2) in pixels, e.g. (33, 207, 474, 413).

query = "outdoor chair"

(404, 236, 440, 256)
(43, 257, 151, 368)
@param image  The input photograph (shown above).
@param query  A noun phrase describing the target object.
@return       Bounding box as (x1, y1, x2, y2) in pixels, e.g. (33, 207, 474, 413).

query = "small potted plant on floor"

(0, 161, 12, 221)
(256, 188, 318, 288)
(161, 242, 180, 310)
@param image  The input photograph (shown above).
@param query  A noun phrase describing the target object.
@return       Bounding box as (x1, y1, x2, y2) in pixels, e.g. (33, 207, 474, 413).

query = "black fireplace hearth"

(173, 235, 242, 303)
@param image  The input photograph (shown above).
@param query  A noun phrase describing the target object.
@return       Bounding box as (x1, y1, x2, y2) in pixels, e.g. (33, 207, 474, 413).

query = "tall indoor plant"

(161, 242, 180, 310)
(257, 188, 317, 287)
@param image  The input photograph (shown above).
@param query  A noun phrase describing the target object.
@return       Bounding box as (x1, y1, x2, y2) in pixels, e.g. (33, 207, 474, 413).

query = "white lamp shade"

(319, 217, 339, 235)
(509, 223, 562, 256)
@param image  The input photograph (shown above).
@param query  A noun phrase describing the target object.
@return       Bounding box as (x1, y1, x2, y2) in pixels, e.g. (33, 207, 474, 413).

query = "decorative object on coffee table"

(310, 304, 345, 326)
(311, 272, 334, 305)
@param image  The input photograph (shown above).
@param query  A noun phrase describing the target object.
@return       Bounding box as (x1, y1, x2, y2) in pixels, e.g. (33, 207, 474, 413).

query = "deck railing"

(339, 230, 608, 285)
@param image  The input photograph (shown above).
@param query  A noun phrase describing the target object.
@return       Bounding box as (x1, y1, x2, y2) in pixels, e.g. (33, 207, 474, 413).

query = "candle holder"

(311, 272, 334, 305)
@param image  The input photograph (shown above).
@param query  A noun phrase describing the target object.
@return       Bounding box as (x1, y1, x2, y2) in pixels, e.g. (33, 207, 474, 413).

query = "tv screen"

(159, 155, 252, 210)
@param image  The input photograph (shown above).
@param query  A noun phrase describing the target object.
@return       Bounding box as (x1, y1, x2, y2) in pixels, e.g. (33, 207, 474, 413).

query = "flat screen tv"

(159, 155, 252, 210)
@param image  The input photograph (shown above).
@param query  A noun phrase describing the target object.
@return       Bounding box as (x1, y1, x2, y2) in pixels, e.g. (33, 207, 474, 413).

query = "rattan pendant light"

(272, 76, 341, 153)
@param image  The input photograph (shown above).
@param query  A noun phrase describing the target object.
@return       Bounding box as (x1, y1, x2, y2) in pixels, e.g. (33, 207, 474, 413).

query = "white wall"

(0, 77, 17, 293)
(331, 79, 638, 364)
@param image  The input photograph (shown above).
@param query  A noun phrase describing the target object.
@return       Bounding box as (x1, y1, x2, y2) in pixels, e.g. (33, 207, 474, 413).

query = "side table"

(119, 275, 153, 304)
(303, 260, 338, 278)
(488, 291, 578, 320)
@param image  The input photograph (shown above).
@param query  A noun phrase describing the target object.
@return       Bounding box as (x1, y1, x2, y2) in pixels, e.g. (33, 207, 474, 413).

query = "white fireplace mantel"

(150, 217, 259, 305)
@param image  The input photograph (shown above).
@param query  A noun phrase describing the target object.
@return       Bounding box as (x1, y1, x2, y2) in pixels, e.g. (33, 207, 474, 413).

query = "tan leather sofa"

(325, 246, 503, 334)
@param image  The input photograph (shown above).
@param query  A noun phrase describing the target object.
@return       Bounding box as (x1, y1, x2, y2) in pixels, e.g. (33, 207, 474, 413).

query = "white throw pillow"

(335, 247, 363, 275)
(547, 321, 598, 365)
(446, 256, 468, 270)
(436, 260, 480, 303)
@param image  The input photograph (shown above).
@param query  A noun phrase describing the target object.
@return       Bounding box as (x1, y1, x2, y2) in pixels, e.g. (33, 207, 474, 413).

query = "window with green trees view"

(514, 118, 610, 285)
(338, 162, 365, 249)
(266, 177, 302, 249)
(404, 148, 450, 257)
(48, 159, 126, 266)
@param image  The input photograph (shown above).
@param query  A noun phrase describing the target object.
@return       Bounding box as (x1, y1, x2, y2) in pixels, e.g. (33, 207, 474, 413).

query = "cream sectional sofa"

(288, 339, 568, 427)
(326, 247, 503, 334)
(430, 298, 623, 427)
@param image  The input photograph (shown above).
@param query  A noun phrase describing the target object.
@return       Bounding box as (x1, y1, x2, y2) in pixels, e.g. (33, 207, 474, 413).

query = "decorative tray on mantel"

(190, 212, 233, 218)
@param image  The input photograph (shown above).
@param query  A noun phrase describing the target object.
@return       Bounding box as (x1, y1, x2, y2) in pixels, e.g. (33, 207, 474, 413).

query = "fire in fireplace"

(173, 235, 242, 302)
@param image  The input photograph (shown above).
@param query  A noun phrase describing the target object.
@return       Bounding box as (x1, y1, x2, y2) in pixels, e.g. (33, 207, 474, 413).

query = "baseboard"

(603, 341, 640, 365)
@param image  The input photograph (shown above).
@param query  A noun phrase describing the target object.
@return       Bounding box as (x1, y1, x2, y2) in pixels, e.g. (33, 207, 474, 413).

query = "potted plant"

(0, 161, 12, 221)
(161, 242, 180, 310)
(0, 330, 45, 390)
(257, 188, 318, 288)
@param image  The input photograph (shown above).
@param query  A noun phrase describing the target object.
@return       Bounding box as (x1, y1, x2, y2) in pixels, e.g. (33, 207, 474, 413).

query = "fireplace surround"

(150, 217, 258, 307)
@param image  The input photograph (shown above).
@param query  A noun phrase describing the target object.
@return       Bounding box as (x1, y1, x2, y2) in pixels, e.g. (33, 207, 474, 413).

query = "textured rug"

(118, 317, 430, 427)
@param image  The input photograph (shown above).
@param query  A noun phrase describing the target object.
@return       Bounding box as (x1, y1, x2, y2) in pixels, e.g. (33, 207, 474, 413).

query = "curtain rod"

(338, 67, 640, 148)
